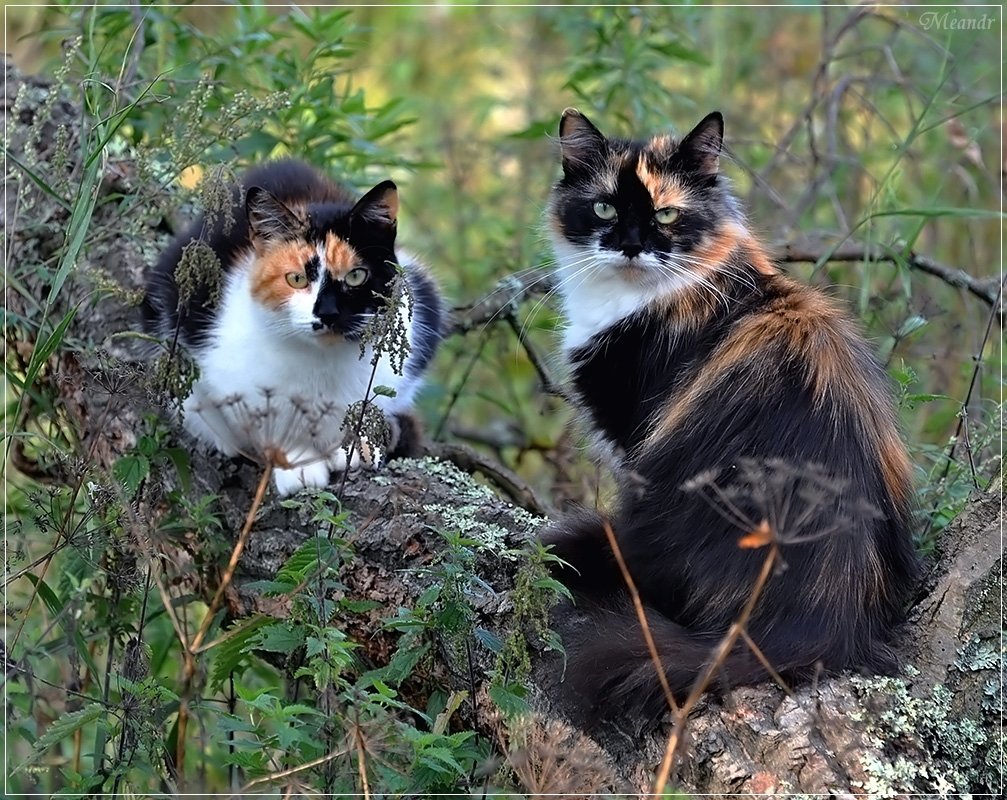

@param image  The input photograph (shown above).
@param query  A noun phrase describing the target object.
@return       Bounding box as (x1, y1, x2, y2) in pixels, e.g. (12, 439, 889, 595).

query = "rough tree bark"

(6, 62, 1002, 794)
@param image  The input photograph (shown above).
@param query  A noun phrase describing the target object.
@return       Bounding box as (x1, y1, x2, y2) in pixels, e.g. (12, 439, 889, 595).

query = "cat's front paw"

(272, 459, 331, 497)
(329, 436, 384, 473)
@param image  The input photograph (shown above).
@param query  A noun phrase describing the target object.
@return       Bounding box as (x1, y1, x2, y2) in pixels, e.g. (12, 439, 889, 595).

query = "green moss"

(383, 456, 545, 550)
(852, 654, 1001, 795)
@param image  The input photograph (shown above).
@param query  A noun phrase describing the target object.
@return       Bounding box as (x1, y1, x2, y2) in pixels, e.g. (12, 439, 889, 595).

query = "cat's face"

(244, 181, 400, 343)
(549, 110, 739, 290)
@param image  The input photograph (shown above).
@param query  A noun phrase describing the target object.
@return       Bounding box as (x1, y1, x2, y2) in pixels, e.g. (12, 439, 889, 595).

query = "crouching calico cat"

(542, 109, 919, 724)
(142, 160, 443, 496)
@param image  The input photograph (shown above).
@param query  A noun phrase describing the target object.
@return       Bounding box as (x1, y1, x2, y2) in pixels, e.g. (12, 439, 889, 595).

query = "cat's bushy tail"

(542, 510, 846, 724)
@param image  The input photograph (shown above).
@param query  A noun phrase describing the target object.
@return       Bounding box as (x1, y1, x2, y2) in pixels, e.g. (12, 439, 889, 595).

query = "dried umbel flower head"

(682, 457, 883, 547)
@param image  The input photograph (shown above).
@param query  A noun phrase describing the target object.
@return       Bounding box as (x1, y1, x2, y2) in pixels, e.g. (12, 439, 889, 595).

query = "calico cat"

(542, 109, 919, 724)
(142, 160, 443, 496)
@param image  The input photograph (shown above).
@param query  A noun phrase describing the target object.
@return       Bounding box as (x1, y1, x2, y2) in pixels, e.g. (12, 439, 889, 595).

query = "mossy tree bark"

(6, 61, 1001, 794)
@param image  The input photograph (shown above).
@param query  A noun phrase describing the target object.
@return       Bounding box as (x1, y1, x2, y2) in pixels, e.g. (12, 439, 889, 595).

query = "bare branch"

(449, 272, 554, 334)
(776, 235, 1003, 308)
(426, 440, 552, 517)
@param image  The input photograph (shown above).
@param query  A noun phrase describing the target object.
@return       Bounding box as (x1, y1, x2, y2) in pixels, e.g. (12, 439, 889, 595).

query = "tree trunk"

(6, 61, 1001, 795)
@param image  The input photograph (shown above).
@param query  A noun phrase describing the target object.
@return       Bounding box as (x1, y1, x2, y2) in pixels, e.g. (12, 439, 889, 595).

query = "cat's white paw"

(329, 437, 383, 473)
(272, 459, 330, 497)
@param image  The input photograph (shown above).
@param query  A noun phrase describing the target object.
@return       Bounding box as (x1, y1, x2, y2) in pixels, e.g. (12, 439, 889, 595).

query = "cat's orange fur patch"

(644, 276, 882, 447)
(879, 429, 913, 505)
(644, 313, 770, 444)
(648, 134, 674, 151)
(251, 241, 315, 309)
(635, 154, 689, 210)
(324, 233, 359, 278)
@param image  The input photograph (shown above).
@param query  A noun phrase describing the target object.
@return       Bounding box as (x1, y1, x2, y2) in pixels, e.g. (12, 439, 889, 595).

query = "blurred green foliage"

(4, 1, 1001, 794)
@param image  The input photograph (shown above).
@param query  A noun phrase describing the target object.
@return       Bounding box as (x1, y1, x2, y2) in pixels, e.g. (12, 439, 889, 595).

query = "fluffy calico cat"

(542, 109, 919, 724)
(142, 160, 443, 496)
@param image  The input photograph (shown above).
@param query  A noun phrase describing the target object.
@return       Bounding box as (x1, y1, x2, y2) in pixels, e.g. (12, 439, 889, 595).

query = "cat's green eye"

(344, 267, 369, 288)
(655, 207, 680, 225)
(285, 272, 308, 289)
(593, 202, 617, 221)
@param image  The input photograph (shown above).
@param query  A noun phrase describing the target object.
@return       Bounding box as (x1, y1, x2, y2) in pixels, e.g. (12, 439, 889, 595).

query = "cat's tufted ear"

(351, 180, 398, 230)
(246, 187, 305, 244)
(674, 111, 724, 178)
(559, 108, 607, 173)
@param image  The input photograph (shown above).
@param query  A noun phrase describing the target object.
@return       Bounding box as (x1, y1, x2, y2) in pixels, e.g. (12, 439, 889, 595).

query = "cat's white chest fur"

(183, 265, 413, 495)
(552, 241, 665, 354)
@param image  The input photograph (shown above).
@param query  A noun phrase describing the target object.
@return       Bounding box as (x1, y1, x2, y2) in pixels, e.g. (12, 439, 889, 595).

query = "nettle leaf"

(339, 598, 382, 613)
(276, 535, 342, 584)
(252, 622, 306, 653)
(488, 682, 530, 719)
(532, 576, 574, 602)
(113, 453, 150, 495)
(209, 615, 271, 691)
(474, 627, 504, 654)
(378, 639, 430, 686)
(16, 704, 104, 774)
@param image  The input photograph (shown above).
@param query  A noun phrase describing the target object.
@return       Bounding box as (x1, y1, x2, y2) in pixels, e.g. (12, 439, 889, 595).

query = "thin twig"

(177, 463, 273, 781)
(600, 520, 679, 717)
(652, 540, 779, 795)
(922, 279, 1003, 536)
(235, 746, 349, 795)
(738, 627, 793, 695)
(353, 723, 371, 800)
(504, 312, 565, 397)
(449, 271, 554, 334)
(777, 236, 1003, 309)
(190, 462, 273, 653)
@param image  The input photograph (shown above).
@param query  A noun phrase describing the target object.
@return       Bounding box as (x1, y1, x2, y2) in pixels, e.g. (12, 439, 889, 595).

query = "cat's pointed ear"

(675, 111, 724, 178)
(246, 187, 305, 244)
(559, 108, 607, 172)
(351, 180, 398, 229)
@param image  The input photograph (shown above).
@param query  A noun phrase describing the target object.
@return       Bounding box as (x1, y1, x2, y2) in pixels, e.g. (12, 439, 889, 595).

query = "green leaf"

(209, 615, 271, 691)
(339, 598, 382, 613)
(377, 640, 429, 685)
(276, 536, 342, 584)
(113, 453, 150, 495)
(532, 576, 574, 602)
(474, 627, 504, 654)
(15, 704, 104, 774)
(23, 573, 101, 679)
(488, 682, 530, 719)
(651, 40, 710, 65)
(253, 623, 306, 653)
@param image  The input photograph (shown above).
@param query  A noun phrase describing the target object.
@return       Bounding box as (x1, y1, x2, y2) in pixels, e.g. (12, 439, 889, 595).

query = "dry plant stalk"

(177, 461, 274, 781)
(600, 520, 680, 716)
(651, 527, 780, 796)
(502, 714, 617, 795)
